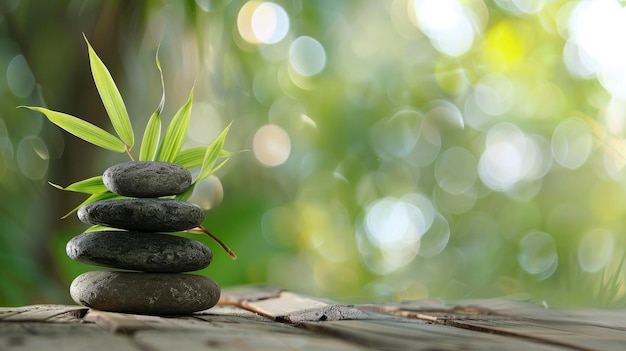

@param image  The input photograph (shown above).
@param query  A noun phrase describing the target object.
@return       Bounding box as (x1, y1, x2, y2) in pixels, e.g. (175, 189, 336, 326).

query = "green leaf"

(84, 225, 124, 233)
(139, 110, 162, 161)
(175, 183, 196, 202)
(84, 35, 134, 148)
(174, 146, 232, 169)
(196, 122, 232, 183)
(61, 191, 121, 219)
(20, 106, 126, 152)
(202, 157, 230, 181)
(139, 48, 165, 161)
(49, 176, 107, 194)
(155, 88, 194, 163)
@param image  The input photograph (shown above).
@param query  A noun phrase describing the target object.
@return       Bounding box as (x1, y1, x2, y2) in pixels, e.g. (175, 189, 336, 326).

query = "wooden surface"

(1, 286, 625, 350)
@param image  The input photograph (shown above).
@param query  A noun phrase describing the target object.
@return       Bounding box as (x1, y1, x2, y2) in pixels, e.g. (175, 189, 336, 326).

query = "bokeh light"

(288, 36, 326, 76)
(435, 147, 477, 195)
(518, 231, 558, 280)
(551, 118, 592, 170)
(16, 136, 49, 180)
(479, 123, 541, 192)
(188, 175, 224, 210)
(5, 0, 626, 308)
(565, 0, 626, 97)
(251, 2, 289, 44)
(235, 0, 291, 46)
(412, 0, 477, 56)
(7, 55, 35, 98)
(252, 124, 291, 167)
(578, 229, 614, 273)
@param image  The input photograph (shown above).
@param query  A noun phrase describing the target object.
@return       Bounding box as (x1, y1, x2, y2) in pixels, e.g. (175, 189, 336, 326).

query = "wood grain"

(1, 288, 625, 350)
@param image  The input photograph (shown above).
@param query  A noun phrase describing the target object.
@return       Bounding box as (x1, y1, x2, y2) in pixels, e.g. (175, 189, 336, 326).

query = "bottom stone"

(70, 271, 220, 315)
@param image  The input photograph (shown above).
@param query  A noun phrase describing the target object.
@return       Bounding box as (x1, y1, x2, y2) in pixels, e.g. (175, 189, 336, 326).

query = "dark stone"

(70, 271, 220, 315)
(78, 198, 204, 232)
(66, 231, 212, 272)
(103, 161, 192, 197)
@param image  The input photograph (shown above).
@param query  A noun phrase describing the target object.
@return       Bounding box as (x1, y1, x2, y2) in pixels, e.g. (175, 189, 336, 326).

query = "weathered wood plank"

(364, 299, 626, 351)
(302, 318, 572, 351)
(3, 289, 626, 351)
(196, 304, 270, 320)
(84, 310, 155, 334)
(0, 323, 141, 351)
(219, 285, 284, 304)
(227, 291, 370, 323)
(554, 308, 626, 331)
(0, 305, 87, 322)
(445, 317, 626, 351)
(133, 327, 368, 351)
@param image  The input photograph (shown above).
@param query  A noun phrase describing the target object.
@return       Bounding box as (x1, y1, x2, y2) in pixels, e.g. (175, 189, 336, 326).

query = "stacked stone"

(66, 161, 220, 315)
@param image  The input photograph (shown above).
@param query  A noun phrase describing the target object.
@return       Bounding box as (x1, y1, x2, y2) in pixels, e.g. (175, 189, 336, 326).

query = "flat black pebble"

(67, 231, 212, 272)
(70, 271, 220, 315)
(78, 198, 204, 232)
(103, 161, 192, 197)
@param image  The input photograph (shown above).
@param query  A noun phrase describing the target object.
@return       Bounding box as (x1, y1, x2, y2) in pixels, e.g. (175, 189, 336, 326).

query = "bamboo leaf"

(139, 47, 165, 161)
(174, 146, 232, 169)
(155, 88, 194, 162)
(139, 110, 161, 161)
(85, 225, 124, 233)
(84, 34, 134, 148)
(196, 122, 231, 183)
(175, 183, 196, 202)
(61, 191, 121, 219)
(49, 176, 107, 194)
(20, 106, 126, 152)
(202, 157, 230, 181)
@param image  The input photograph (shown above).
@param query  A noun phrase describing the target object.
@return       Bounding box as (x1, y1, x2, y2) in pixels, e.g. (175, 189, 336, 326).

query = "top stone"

(103, 161, 192, 197)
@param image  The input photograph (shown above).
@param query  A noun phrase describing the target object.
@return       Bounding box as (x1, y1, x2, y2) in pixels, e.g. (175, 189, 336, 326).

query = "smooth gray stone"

(67, 231, 212, 272)
(103, 161, 192, 197)
(78, 199, 204, 232)
(70, 271, 220, 315)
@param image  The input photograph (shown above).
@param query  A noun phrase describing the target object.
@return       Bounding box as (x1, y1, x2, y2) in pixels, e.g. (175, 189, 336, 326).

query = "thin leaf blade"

(84, 35, 134, 148)
(49, 176, 107, 194)
(196, 122, 231, 183)
(139, 110, 161, 161)
(139, 47, 165, 161)
(61, 191, 121, 219)
(20, 106, 126, 152)
(205, 157, 230, 178)
(175, 183, 196, 202)
(174, 146, 232, 169)
(85, 225, 124, 233)
(155, 88, 194, 163)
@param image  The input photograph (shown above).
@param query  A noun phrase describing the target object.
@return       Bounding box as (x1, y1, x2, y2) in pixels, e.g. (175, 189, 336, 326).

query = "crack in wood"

(441, 318, 597, 351)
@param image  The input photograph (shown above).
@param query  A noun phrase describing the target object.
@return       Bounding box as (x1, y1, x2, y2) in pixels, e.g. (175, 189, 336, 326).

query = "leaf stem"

(125, 145, 135, 161)
(188, 225, 237, 260)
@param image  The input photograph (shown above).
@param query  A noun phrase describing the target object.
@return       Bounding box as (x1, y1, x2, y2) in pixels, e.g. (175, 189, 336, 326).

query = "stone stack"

(66, 161, 220, 315)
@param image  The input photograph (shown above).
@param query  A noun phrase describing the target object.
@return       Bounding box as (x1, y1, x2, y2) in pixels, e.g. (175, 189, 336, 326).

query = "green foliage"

(21, 37, 232, 218)
(49, 176, 107, 194)
(197, 122, 231, 183)
(155, 89, 194, 163)
(18, 107, 126, 152)
(85, 35, 134, 149)
(9, 1, 622, 308)
(139, 49, 164, 161)
(139, 109, 162, 161)
(174, 147, 232, 169)
(62, 191, 122, 219)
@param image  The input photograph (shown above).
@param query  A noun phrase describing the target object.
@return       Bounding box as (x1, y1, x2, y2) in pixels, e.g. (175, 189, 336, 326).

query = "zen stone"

(103, 161, 192, 197)
(70, 271, 220, 315)
(67, 231, 213, 272)
(78, 198, 204, 232)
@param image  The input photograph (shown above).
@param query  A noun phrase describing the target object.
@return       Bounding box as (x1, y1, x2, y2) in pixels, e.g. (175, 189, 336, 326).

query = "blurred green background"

(1, 0, 625, 308)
